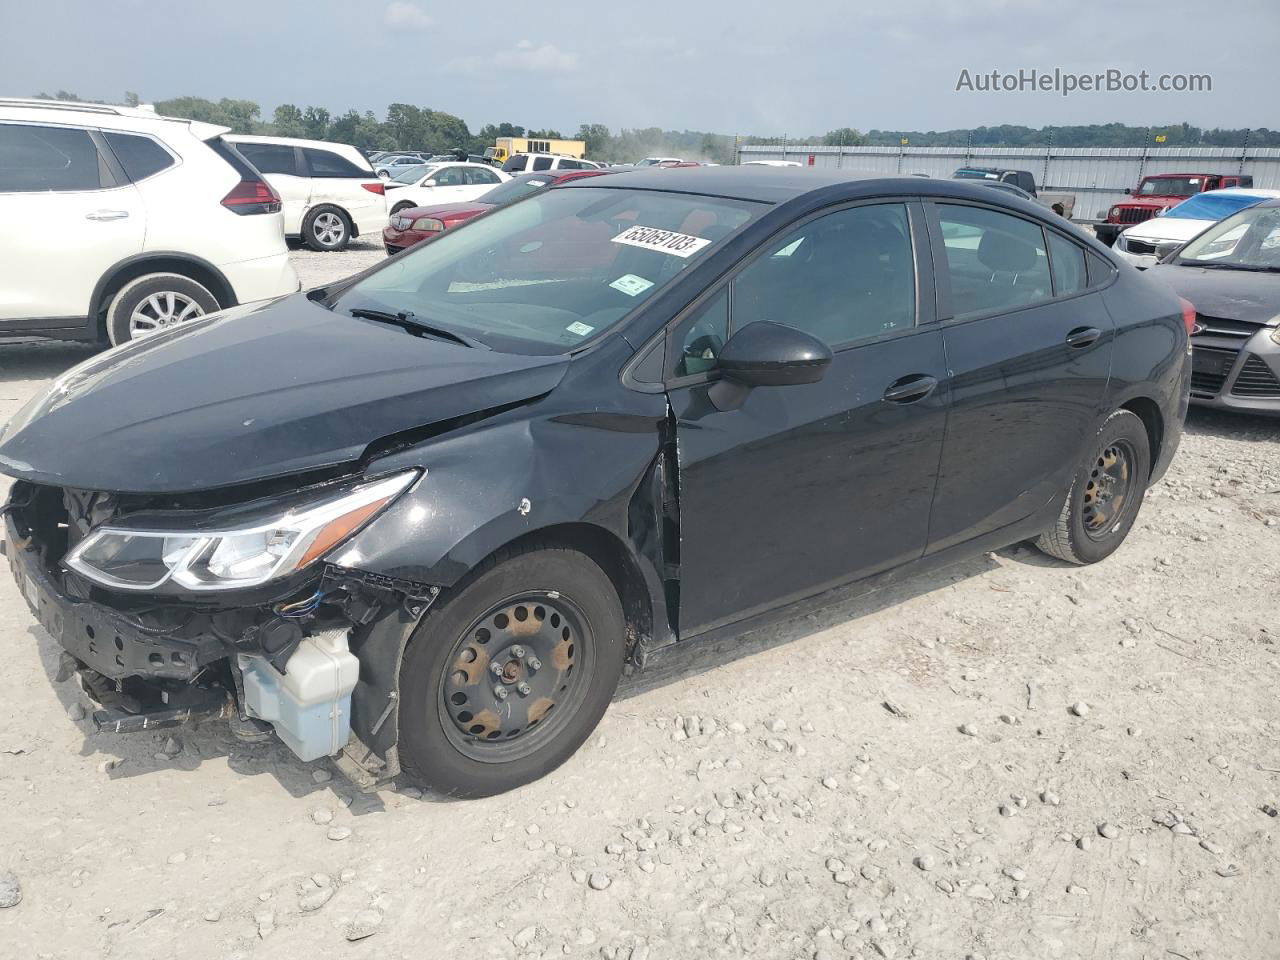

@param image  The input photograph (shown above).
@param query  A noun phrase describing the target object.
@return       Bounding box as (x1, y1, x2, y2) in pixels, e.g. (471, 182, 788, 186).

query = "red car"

(383, 169, 611, 255)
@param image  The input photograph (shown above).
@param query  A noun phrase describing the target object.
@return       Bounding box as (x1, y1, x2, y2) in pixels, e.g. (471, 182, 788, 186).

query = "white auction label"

(610, 225, 712, 258)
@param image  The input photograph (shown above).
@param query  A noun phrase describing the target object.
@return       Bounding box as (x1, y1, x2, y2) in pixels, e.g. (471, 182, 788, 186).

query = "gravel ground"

(1, 243, 1278, 959)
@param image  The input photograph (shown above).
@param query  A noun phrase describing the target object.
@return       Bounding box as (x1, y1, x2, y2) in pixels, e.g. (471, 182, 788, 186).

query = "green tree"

(272, 104, 306, 137)
(575, 123, 611, 157)
(302, 106, 330, 140)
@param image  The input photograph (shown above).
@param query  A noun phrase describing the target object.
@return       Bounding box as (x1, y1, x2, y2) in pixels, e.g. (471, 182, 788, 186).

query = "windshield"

(392, 163, 437, 184)
(477, 175, 558, 206)
(332, 187, 763, 355)
(1177, 205, 1280, 269)
(1138, 176, 1203, 196)
(1164, 192, 1266, 221)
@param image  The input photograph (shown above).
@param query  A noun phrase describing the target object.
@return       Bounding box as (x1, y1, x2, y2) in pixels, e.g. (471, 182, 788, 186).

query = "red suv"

(383, 169, 611, 255)
(1095, 172, 1253, 246)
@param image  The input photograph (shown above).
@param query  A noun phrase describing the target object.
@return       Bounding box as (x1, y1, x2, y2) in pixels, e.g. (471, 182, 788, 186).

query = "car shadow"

(1183, 405, 1280, 442)
(0, 339, 100, 386)
(618, 549, 1003, 699)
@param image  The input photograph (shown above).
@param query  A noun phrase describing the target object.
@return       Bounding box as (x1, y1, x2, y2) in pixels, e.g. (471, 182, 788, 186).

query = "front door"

(668, 201, 950, 637)
(0, 122, 145, 322)
(924, 201, 1114, 553)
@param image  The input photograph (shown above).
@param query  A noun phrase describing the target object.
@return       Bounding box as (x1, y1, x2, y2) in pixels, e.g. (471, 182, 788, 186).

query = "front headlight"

(1109, 206, 1122, 219)
(1269, 323, 1280, 347)
(412, 216, 445, 232)
(65, 471, 417, 591)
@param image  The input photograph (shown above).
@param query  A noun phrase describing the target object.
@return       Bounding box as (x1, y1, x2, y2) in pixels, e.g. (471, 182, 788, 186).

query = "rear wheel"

(1035, 409, 1150, 564)
(398, 546, 626, 798)
(105, 273, 219, 346)
(302, 205, 351, 251)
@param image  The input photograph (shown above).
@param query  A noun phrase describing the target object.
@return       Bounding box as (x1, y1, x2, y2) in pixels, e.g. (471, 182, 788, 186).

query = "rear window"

(0, 123, 111, 192)
(103, 131, 175, 182)
(302, 147, 371, 178)
(236, 142, 298, 176)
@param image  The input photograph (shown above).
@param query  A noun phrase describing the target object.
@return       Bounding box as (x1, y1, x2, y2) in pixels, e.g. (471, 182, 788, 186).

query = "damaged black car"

(0, 169, 1191, 797)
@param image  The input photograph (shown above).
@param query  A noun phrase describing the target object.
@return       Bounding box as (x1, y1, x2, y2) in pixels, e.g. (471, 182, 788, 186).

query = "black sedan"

(1147, 198, 1280, 414)
(0, 169, 1190, 797)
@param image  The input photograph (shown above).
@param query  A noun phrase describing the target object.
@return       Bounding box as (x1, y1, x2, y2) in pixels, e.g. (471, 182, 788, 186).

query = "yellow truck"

(484, 137, 588, 165)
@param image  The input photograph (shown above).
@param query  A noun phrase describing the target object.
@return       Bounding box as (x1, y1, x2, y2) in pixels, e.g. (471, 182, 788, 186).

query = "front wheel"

(1035, 409, 1151, 564)
(398, 546, 626, 798)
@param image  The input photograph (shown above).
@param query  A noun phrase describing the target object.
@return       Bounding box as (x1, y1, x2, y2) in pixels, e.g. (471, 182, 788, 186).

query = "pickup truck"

(951, 167, 1075, 218)
(1094, 172, 1254, 246)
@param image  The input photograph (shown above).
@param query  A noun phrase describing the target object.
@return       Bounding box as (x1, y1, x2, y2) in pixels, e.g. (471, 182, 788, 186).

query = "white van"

(228, 135, 388, 251)
(0, 98, 298, 345)
(500, 153, 602, 175)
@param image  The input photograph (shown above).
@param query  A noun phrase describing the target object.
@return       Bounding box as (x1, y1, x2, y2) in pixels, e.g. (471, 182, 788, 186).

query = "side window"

(1086, 251, 1116, 288)
(559, 159, 582, 170)
(302, 147, 367, 178)
(433, 166, 465, 187)
(237, 142, 298, 176)
(103, 132, 174, 182)
(673, 288, 729, 377)
(464, 167, 498, 186)
(0, 123, 110, 192)
(936, 204, 1051, 318)
(506, 155, 528, 172)
(1047, 232, 1087, 295)
(532, 156, 554, 171)
(733, 203, 917, 347)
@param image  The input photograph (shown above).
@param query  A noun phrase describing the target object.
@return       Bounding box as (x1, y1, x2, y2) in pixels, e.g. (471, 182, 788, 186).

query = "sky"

(2, 0, 1277, 136)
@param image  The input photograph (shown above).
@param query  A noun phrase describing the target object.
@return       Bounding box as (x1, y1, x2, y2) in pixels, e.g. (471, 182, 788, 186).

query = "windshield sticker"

(609, 274, 655, 297)
(526, 179, 548, 187)
(565, 321, 595, 337)
(611, 225, 712, 259)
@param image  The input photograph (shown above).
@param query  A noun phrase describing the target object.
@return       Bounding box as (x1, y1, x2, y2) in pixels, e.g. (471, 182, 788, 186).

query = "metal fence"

(737, 143, 1280, 221)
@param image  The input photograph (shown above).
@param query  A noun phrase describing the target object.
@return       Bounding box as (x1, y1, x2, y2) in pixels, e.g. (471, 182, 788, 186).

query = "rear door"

(299, 146, 385, 235)
(923, 201, 1114, 553)
(0, 121, 145, 323)
(667, 201, 950, 636)
(234, 141, 310, 234)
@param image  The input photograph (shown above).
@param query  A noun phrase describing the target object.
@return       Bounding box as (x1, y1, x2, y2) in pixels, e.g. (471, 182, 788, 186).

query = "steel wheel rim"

(313, 212, 345, 246)
(1082, 439, 1135, 540)
(437, 592, 594, 764)
(129, 291, 205, 339)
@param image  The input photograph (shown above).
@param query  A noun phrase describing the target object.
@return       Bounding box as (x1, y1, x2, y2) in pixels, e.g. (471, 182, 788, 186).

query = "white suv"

(500, 153, 602, 174)
(0, 98, 299, 345)
(227, 135, 388, 251)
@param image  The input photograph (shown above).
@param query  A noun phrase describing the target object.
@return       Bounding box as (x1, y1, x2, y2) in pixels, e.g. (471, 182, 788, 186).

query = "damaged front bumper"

(4, 489, 438, 783)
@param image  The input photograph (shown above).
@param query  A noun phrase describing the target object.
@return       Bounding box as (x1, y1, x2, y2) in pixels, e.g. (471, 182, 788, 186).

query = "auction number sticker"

(609, 274, 655, 297)
(611, 225, 712, 258)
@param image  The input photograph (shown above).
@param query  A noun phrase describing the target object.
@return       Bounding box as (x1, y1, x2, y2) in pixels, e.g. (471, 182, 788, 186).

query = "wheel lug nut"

(526, 657, 541, 671)
(517, 682, 531, 696)
(490, 662, 503, 676)
(494, 685, 509, 700)
(511, 645, 526, 658)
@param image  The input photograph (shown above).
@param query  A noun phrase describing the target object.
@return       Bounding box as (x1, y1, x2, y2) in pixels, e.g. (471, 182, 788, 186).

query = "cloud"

(384, 2, 432, 29)
(447, 40, 579, 76)
(494, 40, 579, 73)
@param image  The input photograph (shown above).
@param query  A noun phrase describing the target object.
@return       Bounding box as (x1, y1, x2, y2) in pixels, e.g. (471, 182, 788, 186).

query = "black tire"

(105, 272, 220, 346)
(398, 546, 626, 798)
(378, 169, 390, 179)
(1036, 409, 1150, 565)
(302, 205, 352, 251)
(390, 200, 416, 216)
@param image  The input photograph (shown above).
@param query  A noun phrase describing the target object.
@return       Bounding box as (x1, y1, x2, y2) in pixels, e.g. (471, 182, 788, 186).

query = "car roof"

(558, 165, 1047, 206)
(0, 97, 230, 140)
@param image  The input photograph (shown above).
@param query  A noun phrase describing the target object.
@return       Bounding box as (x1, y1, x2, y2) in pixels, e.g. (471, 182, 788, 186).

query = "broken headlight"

(65, 471, 418, 592)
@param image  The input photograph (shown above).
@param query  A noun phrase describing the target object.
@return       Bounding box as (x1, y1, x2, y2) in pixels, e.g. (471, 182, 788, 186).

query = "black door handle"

(882, 374, 938, 404)
(1065, 326, 1102, 348)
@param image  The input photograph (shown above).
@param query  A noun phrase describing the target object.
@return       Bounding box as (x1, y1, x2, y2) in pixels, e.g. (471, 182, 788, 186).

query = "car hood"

(1118, 198, 1181, 210)
(1147, 264, 1280, 325)
(1122, 217, 1213, 243)
(0, 295, 568, 494)
(401, 201, 492, 220)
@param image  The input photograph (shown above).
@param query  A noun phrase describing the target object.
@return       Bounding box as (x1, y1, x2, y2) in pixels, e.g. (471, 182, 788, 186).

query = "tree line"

(33, 92, 1280, 158)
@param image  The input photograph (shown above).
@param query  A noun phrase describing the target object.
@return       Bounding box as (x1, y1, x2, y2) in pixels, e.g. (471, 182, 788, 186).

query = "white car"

(1114, 188, 1280, 269)
(373, 154, 428, 178)
(227, 135, 387, 251)
(634, 157, 683, 167)
(501, 153, 601, 174)
(0, 98, 298, 345)
(741, 160, 803, 168)
(384, 162, 509, 215)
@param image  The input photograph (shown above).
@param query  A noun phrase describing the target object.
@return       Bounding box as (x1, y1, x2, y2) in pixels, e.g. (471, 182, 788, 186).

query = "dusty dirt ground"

(1, 239, 1278, 960)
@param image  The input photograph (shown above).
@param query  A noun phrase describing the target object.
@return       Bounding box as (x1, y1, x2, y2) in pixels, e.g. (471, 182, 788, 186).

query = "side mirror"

(718, 321, 832, 387)
(424, 179, 437, 187)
